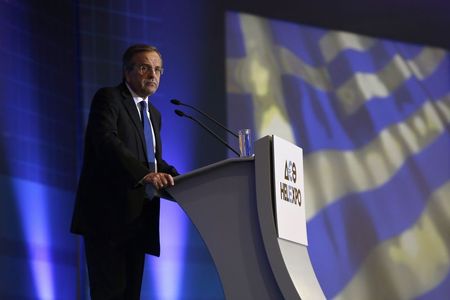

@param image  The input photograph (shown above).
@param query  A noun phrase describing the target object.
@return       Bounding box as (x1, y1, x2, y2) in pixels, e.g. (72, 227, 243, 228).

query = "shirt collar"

(125, 82, 149, 107)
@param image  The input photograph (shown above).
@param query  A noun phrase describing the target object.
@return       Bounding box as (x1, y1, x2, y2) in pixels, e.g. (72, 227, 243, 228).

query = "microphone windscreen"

(174, 109, 185, 117)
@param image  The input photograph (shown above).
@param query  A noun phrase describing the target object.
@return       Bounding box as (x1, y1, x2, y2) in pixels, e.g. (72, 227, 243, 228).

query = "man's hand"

(143, 172, 175, 190)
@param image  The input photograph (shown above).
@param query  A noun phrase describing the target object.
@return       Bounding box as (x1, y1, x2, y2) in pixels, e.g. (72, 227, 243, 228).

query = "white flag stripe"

(333, 181, 450, 300)
(336, 50, 446, 115)
(320, 31, 376, 63)
(305, 94, 450, 221)
(408, 47, 448, 80)
(229, 13, 446, 99)
(227, 46, 445, 111)
(277, 46, 332, 91)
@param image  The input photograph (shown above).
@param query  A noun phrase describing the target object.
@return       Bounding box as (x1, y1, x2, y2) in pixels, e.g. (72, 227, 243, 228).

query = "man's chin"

(145, 84, 157, 93)
(140, 87, 156, 97)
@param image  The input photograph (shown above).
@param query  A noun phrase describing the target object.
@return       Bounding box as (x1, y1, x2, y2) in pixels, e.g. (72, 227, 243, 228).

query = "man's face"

(125, 51, 163, 98)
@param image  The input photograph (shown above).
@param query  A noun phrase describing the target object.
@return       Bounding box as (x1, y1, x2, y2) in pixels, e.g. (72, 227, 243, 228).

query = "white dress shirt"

(125, 83, 157, 172)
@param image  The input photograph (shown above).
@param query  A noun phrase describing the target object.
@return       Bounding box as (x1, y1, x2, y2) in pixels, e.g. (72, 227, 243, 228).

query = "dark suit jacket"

(71, 83, 178, 256)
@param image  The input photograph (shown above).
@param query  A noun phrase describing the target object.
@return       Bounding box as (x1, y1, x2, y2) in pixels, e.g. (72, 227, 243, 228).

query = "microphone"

(171, 99, 238, 138)
(174, 109, 240, 156)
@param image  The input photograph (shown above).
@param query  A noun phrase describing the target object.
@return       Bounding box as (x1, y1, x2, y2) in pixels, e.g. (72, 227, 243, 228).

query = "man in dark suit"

(71, 44, 179, 299)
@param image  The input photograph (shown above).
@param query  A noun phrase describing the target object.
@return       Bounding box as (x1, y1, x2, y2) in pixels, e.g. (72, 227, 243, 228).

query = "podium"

(165, 136, 324, 300)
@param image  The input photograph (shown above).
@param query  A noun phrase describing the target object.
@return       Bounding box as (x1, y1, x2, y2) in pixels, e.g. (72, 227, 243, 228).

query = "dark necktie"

(139, 101, 155, 169)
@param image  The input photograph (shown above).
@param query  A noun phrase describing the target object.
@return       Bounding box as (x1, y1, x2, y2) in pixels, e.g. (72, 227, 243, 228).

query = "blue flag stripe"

(307, 131, 450, 297)
(328, 49, 448, 88)
(226, 12, 247, 58)
(420, 59, 450, 98)
(328, 44, 416, 84)
(281, 75, 449, 153)
(269, 20, 329, 66)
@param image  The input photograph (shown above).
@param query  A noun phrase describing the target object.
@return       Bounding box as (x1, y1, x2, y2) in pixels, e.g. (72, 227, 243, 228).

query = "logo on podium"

(272, 135, 308, 246)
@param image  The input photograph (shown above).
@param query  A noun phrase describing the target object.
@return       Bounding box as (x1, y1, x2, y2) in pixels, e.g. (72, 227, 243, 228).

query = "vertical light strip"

(15, 177, 54, 299)
(147, 200, 187, 299)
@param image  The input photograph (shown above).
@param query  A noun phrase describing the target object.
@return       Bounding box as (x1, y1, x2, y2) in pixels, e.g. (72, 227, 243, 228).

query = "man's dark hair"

(122, 44, 163, 72)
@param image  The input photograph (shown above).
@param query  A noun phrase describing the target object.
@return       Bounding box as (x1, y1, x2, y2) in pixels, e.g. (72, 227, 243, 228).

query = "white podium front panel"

(272, 135, 308, 246)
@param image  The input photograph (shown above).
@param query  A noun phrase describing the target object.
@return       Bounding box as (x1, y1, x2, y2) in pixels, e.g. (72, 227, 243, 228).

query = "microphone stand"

(174, 109, 240, 156)
(171, 99, 238, 138)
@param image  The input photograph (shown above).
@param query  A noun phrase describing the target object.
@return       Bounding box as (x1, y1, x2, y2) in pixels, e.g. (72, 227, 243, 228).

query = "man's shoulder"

(90, 84, 132, 107)
(88, 84, 131, 112)
(95, 83, 128, 98)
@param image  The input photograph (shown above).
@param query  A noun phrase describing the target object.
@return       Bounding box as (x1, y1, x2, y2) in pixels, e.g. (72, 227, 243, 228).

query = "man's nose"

(145, 69, 156, 77)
